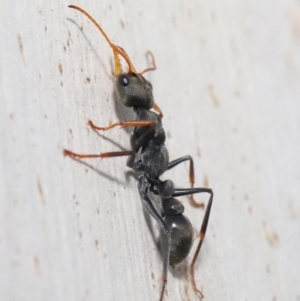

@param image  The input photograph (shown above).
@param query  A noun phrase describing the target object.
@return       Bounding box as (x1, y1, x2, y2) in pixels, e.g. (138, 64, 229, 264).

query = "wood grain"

(1, 1, 300, 300)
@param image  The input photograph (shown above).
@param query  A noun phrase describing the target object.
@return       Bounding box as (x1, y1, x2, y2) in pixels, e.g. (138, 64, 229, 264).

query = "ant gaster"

(64, 5, 214, 301)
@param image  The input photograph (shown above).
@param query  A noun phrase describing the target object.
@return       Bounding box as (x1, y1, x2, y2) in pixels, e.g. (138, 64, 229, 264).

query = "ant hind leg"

(171, 187, 213, 298)
(191, 191, 213, 298)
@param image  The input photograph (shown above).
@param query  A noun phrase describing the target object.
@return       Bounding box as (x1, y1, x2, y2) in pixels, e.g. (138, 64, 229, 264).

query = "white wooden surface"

(1, 0, 300, 301)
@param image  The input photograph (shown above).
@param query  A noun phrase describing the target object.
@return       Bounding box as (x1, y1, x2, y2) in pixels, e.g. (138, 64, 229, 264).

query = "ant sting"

(64, 5, 214, 301)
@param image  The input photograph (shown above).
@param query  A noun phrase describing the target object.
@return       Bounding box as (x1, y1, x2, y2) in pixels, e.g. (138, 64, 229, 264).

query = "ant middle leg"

(172, 187, 213, 298)
(167, 156, 204, 208)
(88, 119, 155, 131)
(63, 149, 134, 159)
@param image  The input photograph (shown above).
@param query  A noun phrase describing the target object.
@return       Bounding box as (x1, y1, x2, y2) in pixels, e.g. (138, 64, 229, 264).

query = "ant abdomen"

(164, 214, 193, 266)
(162, 198, 193, 266)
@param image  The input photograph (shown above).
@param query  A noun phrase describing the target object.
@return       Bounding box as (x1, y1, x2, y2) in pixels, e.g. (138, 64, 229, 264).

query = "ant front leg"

(88, 119, 155, 131)
(167, 156, 204, 208)
(172, 187, 213, 298)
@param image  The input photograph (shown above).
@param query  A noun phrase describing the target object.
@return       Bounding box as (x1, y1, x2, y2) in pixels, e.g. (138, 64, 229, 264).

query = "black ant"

(64, 5, 214, 301)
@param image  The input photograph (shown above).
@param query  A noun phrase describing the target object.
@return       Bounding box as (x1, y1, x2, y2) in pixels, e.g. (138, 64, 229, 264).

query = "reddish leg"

(190, 190, 213, 298)
(63, 149, 134, 159)
(152, 102, 163, 119)
(88, 119, 155, 131)
(140, 50, 157, 74)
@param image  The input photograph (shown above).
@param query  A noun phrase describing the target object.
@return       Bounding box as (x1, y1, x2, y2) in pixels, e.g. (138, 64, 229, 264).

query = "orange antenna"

(140, 51, 156, 75)
(115, 46, 138, 74)
(68, 5, 137, 75)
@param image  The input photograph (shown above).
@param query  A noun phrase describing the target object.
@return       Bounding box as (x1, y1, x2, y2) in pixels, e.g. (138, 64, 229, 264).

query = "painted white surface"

(1, 1, 300, 301)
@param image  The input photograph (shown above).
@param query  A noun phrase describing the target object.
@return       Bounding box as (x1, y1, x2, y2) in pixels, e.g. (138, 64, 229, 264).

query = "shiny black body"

(114, 71, 214, 278)
(164, 215, 193, 266)
(65, 7, 214, 298)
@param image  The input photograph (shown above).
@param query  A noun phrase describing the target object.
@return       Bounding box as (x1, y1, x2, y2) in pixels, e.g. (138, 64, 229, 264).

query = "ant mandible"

(64, 5, 214, 301)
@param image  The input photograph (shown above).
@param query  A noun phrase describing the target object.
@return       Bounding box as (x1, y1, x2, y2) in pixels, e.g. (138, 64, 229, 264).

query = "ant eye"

(118, 74, 130, 87)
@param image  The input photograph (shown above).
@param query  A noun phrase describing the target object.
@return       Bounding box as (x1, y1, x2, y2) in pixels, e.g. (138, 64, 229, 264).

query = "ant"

(64, 5, 214, 301)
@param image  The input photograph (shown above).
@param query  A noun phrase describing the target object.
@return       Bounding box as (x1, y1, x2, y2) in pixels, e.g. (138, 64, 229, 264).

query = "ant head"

(113, 47, 155, 109)
(68, 5, 157, 111)
(116, 73, 154, 109)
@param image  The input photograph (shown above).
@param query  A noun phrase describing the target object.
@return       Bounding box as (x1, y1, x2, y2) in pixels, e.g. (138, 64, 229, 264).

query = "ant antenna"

(68, 5, 137, 75)
(140, 51, 156, 75)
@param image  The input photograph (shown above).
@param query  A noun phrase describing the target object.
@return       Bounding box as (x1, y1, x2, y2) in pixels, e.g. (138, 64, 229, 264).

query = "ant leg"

(190, 190, 213, 298)
(153, 102, 163, 118)
(167, 156, 204, 208)
(88, 119, 155, 131)
(63, 149, 134, 159)
(138, 176, 171, 301)
(141, 193, 171, 301)
(172, 187, 213, 298)
(172, 187, 212, 198)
